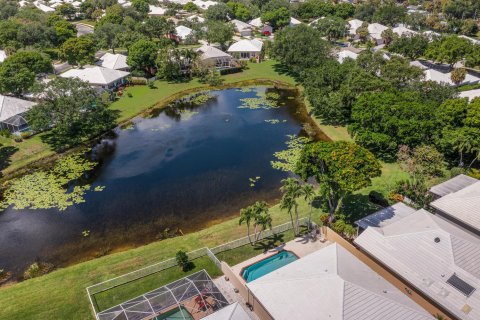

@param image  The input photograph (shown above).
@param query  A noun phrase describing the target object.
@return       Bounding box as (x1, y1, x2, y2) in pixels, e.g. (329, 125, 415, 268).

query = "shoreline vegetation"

(0, 61, 407, 319)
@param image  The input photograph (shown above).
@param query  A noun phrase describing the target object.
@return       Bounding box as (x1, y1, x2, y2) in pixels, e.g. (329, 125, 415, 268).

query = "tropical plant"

(280, 178, 303, 235)
(175, 250, 191, 272)
(301, 183, 316, 230)
(450, 68, 467, 85)
(239, 201, 271, 245)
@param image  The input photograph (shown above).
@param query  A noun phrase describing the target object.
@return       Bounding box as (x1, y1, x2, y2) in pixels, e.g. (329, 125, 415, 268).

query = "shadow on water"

(0, 86, 328, 279)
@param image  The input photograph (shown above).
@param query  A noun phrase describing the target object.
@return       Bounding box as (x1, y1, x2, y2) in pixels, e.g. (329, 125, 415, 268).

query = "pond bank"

(0, 86, 325, 281)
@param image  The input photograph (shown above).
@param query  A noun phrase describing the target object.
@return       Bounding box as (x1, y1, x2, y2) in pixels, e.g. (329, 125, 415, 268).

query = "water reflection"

(0, 86, 324, 279)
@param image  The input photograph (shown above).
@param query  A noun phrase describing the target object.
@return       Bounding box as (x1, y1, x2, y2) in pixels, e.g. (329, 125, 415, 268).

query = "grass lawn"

(93, 256, 222, 312)
(0, 61, 296, 176)
(0, 199, 319, 320)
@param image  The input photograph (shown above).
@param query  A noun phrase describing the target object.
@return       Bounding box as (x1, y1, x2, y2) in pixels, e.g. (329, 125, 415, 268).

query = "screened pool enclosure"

(96, 270, 230, 320)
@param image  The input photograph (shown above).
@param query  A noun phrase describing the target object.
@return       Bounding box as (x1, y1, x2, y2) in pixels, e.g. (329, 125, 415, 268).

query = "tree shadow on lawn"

(339, 193, 384, 225)
(272, 63, 302, 82)
(253, 233, 286, 252)
(0, 145, 19, 174)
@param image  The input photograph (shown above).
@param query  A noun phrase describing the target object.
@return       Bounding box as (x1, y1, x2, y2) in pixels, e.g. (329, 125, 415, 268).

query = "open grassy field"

(0, 61, 296, 176)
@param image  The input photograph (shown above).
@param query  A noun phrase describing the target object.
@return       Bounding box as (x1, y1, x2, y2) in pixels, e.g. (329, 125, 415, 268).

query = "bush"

(332, 219, 346, 234)
(176, 250, 192, 272)
(319, 213, 330, 226)
(343, 224, 357, 239)
(0, 129, 11, 138)
(147, 80, 156, 89)
(130, 77, 148, 85)
(127, 92, 133, 98)
(20, 131, 32, 139)
(23, 262, 54, 279)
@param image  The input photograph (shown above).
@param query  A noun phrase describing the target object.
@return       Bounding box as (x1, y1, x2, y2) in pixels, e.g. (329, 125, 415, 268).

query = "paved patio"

(231, 234, 332, 281)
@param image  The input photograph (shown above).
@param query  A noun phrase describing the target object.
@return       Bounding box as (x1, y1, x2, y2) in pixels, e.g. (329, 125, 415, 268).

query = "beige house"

(196, 45, 234, 70)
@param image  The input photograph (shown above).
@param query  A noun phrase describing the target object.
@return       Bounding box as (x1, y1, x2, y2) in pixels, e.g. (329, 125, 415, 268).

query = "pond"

(0, 86, 326, 278)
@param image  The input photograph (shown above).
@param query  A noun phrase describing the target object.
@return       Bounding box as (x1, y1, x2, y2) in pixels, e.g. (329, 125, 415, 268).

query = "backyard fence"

(86, 217, 310, 314)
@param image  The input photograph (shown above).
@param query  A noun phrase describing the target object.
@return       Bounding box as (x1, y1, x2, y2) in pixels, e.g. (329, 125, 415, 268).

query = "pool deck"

(231, 235, 332, 284)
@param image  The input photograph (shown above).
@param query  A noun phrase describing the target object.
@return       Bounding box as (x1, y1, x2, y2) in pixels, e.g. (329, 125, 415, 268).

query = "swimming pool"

(154, 306, 194, 320)
(241, 251, 298, 283)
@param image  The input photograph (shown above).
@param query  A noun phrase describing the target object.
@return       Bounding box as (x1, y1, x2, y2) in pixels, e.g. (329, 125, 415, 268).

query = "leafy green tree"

(0, 66, 34, 96)
(436, 98, 468, 128)
(205, 20, 234, 50)
(388, 34, 429, 60)
(127, 39, 158, 75)
(0, 0, 17, 20)
(356, 22, 369, 42)
(313, 16, 348, 41)
(56, 3, 76, 20)
(94, 22, 125, 53)
(425, 36, 473, 66)
(141, 16, 176, 40)
(334, 2, 354, 19)
(354, 2, 375, 21)
(226, 1, 253, 21)
(59, 36, 96, 67)
(0, 51, 52, 95)
(372, 3, 406, 26)
(205, 2, 230, 21)
(131, 0, 149, 15)
(98, 4, 124, 25)
(295, 0, 333, 20)
(460, 19, 478, 36)
(156, 48, 197, 80)
(183, 2, 198, 12)
(53, 20, 77, 45)
(295, 141, 381, 221)
(271, 24, 331, 75)
(261, 7, 290, 29)
(397, 144, 446, 181)
(381, 28, 396, 46)
(26, 78, 118, 150)
(379, 56, 424, 87)
(280, 178, 303, 235)
(0, 20, 21, 49)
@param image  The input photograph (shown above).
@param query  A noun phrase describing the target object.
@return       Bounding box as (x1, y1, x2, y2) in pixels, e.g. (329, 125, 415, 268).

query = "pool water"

(242, 251, 298, 282)
(154, 307, 194, 320)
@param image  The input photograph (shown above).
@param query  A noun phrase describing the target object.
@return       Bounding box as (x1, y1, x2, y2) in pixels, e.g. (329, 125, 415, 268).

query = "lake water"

(0, 86, 325, 278)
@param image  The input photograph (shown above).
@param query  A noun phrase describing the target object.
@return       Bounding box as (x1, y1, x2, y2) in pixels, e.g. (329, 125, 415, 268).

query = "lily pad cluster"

(238, 89, 282, 110)
(1, 154, 101, 211)
(271, 135, 310, 173)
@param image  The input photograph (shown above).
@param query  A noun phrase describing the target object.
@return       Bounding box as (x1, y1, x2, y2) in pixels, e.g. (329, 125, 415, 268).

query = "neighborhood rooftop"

(429, 174, 479, 198)
(355, 202, 417, 230)
(355, 209, 480, 320)
(246, 243, 433, 320)
(430, 180, 480, 232)
(60, 66, 130, 86)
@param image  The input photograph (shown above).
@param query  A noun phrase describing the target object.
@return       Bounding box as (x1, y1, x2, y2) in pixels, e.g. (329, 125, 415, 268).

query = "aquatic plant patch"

(0, 154, 100, 211)
(271, 135, 310, 173)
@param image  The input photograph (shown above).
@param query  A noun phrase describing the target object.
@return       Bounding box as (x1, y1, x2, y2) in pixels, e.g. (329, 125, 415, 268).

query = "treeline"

(271, 24, 480, 170)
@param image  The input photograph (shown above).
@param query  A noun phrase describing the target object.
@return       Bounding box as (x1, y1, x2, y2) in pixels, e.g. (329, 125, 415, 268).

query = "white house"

(148, 5, 166, 16)
(247, 243, 433, 320)
(355, 208, 480, 320)
(192, 0, 216, 9)
(0, 94, 36, 133)
(227, 39, 263, 62)
(348, 18, 363, 35)
(196, 45, 233, 69)
(423, 68, 480, 86)
(337, 49, 359, 63)
(368, 23, 388, 44)
(0, 50, 6, 63)
(460, 89, 480, 101)
(96, 53, 129, 71)
(33, 1, 55, 12)
(289, 17, 302, 26)
(186, 14, 205, 23)
(231, 19, 253, 37)
(393, 25, 418, 37)
(248, 17, 273, 35)
(60, 66, 130, 90)
(175, 25, 194, 42)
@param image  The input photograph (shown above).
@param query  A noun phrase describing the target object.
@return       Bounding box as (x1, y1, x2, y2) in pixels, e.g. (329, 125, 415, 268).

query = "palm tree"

(301, 183, 316, 230)
(239, 205, 256, 245)
(280, 178, 302, 235)
(253, 205, 272, 243)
